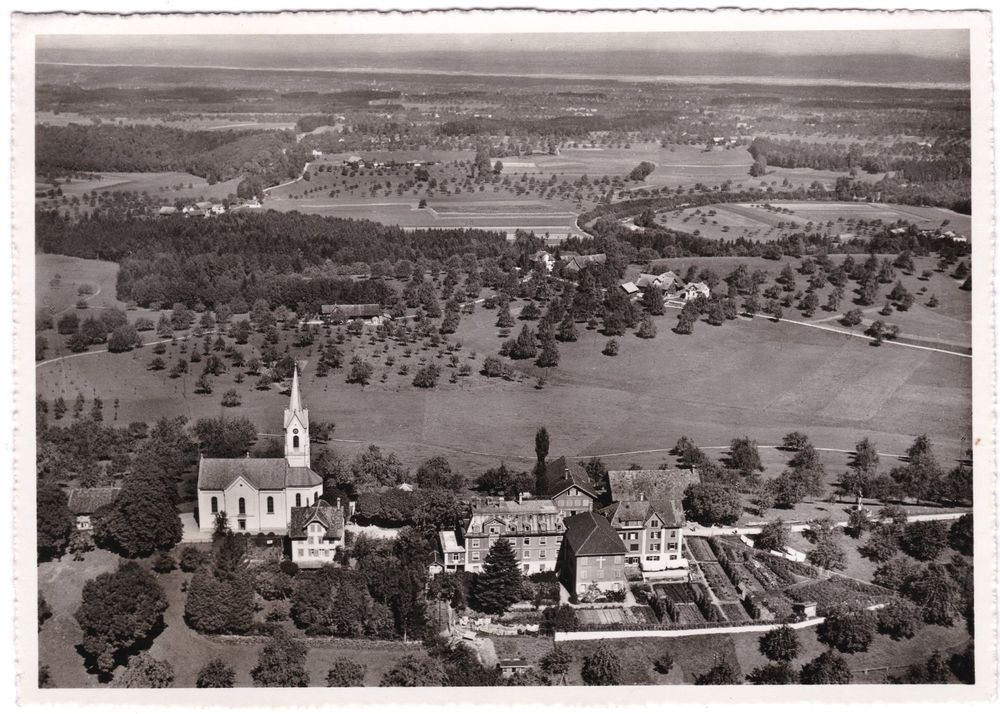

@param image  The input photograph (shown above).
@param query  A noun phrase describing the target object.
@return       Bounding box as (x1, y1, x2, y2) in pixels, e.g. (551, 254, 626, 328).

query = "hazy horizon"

(36, 30, 969, 89)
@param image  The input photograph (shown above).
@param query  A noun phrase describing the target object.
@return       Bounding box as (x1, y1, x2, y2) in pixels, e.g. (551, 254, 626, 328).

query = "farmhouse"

(66, 487, 120, 531)
(320, 303, 387, 325)
(559, 511, 628, 598)
(677, 282, 710, 301)
(562, 253, 607, 274)
(197, 368, 323, 534)
(288, 498, 345, 568)
(635, 271, 682, 292)
(541, 456, 599, 517)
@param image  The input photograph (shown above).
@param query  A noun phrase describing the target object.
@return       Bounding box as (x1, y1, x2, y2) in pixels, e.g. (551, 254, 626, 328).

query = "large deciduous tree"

(250, 631, 309, 687)
(75, 561, 167, 673)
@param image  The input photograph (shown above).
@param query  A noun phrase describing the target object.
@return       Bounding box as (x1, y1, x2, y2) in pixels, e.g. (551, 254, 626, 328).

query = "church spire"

(289, 365, 302, 414)
(283, 365, 310, 468)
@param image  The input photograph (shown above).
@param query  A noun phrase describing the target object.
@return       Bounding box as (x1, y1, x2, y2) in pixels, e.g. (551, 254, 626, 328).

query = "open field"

(36, 254, 122, 315)
(37, 263, 970, 509)
(36, 171, 244, 207)
(37, 110, 296, 132)
(653, 200, 970, 243)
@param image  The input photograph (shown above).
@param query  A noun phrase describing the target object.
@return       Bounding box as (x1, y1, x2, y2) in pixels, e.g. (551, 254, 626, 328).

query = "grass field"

(37, 171, 244, 207)
(654, 201, 970, 243)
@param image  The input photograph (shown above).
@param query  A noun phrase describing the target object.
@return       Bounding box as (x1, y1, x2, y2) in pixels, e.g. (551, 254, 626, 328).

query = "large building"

(605, 468, 697, 573)
(559, 511, 628, 597)
(439, 497, 565, 574)
(197, 368, 324, 533)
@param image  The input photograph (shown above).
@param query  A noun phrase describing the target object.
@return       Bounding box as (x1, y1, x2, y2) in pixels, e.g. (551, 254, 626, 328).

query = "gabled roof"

(562, 512, 627, 556)
(198, 457, 322, 491)
(321, 303, 382, 318)
(620, 281, 639, 295)
(606, 468, 698, 526)
(288, 499, 345, 540)
(600, 500, 656, 528)
(66, 487, 120, 515)
(542, 457, 598, 500)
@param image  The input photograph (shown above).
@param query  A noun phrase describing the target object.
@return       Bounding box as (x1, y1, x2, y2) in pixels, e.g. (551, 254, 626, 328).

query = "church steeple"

(283, 366, 310, 468)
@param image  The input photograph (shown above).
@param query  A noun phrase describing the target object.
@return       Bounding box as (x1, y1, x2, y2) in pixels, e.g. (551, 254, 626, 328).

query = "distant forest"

(35, 124, 312, 187)
(35, 210, 509, 309)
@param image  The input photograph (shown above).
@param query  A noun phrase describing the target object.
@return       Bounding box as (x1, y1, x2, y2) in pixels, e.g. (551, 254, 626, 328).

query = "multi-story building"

(439, 497, 565, 574)
(541, 456, 599, 517)
(600, 498, 687, 573)
(288, 498, 345, 569)
(559, 511, 628, 597)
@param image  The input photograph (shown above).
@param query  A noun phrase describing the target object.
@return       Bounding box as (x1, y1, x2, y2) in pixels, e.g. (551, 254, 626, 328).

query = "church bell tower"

(284, 367, 310, 468)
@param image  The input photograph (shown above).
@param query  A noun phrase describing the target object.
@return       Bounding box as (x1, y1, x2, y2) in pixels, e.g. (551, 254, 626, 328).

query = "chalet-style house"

(288, 497, 346, 568)
(197, 368, 324, 534)
(679, 282, 711, 301)
(635, 271, 682, 293)
(67, 487, 120, 531)
(605, 468, 698, 572)
(439, 497, 565, 574)
(559, 511, 628, 598)
(540, 457, 599, 517)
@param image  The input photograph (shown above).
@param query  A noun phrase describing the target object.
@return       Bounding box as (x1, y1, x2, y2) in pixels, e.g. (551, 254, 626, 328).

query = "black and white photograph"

(8, 6, 997, 705)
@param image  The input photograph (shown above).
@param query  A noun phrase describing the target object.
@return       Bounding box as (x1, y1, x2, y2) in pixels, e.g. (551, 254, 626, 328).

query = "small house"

(498, 659, 531, 679)
(67, 487, 121, 530)
(559, 511, 627, 598)
(320, 303, 386, 325)
(288, 498, 345, 569)
(541, 457, 599, 517)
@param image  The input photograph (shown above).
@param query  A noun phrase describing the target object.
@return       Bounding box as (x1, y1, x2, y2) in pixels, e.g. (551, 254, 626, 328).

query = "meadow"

(36, 171, 244, 209)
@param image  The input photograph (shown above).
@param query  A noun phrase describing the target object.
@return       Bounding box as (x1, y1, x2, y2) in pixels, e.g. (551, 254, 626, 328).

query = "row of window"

(467, 536, 562, 549)
(208, 491, 321, 515)
(297, 548, 333, 558)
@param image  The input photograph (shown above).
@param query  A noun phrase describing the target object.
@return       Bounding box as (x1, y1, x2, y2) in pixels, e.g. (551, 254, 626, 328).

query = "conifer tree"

(474, 538, 522, 615)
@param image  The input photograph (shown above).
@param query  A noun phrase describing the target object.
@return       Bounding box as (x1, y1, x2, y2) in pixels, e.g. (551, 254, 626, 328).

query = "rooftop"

(288, 499, 345, 540)
(66, 487, 120, 515)
(563, 511, 627, 556)
(198, 456, 322, 491)
(542, 456, 598, 499)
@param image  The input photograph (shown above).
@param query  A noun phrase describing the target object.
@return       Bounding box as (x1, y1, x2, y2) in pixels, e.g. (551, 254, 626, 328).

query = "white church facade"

(197, 368, 325, 534)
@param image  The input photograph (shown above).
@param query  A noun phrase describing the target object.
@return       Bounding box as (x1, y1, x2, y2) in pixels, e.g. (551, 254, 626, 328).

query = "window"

(490, 526, 498, 535)
(471, 539, 480, 548)
(540, 538, 547, 546)
(539, 551, 546, 559)
(238, 519, 246, 531)
(523, 551, 530, 559)
(314, 491, 318, 503)
(523, 538, 530, 545)
(669, 554, 677, 560)
(295, 493, 301, 508)
(472, 553, 480, 561)
(614, 555, 623, 564)
(297, 549, 304, 557)
(309, 549, 316, 557)
(650, 530, 661, 539)
(238, 497, 246, 515)
(650, 543, 661, 552)
(630, 544, 639, 552)
(648, 555, 660, 561)
(669, 531, 676, 538)
(293, 435, 300, 448)
(210, 496, 218, 514)
(650, 520, 659, 528)
(267, 496, 274, 514)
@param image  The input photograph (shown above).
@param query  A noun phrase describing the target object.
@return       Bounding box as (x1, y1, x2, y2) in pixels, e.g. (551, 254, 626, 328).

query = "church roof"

(197, 457, 322, 491)
(288, 499, 345, 540)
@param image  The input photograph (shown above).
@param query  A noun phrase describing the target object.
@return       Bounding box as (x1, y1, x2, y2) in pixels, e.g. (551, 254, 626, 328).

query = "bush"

(279, 559, 300, 577)
(817, 603, 876, 653)
(602, 339, 619, 356)
(412, 364, 441, 388)
(581, 644, 624, 685)
(877, 598, 922, 640)
(152, 551, 176, 573)
(326, 658, 367, 687)
(180, 546, 209, 573)
(899, 520, 948, 561)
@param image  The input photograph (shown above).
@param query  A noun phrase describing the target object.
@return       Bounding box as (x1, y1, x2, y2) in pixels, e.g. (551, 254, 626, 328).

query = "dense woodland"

(36, 210, 510, 308)
(36, 124, 312, 187)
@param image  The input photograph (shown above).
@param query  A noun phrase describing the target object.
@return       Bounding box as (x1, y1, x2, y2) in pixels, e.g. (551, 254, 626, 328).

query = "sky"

(38, 30, 969, 60)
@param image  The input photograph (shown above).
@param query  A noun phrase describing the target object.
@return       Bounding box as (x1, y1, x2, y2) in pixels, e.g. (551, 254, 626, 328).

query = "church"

(197, 368, 324, 534)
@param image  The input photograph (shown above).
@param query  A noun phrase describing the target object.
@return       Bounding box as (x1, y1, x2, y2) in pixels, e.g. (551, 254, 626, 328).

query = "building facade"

(542, 457, 599, 517)
(289, 498, 346, 568)
(197, 368, 324, 533)
(441, 497, 565, 574)
(560, 511, 628, 597)
(600, 499, 686, 573)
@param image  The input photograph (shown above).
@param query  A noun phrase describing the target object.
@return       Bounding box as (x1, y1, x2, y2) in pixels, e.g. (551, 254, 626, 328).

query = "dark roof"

(564, 253, 607, 271)
(321, 303, 382, 317)
(499, 658, 530, 668)
(197, 457, 322, 491)
(288, 499, 345, 540)
(606, 468, 698, 527)
(600, 500, 656, 527)
(562, 512, 626, 556)
(66, 487, 120, 515)
(542, 457, 598, 499)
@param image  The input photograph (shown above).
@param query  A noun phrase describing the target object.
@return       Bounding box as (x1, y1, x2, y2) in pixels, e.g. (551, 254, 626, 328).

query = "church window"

(210, 496, 218, 514)
(267, 496, 274, 514)
(238, 497, 246, 515)
(314, 491, 318, 503)
(296, 493, 301, 507)
(293, 435, 300, 449)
